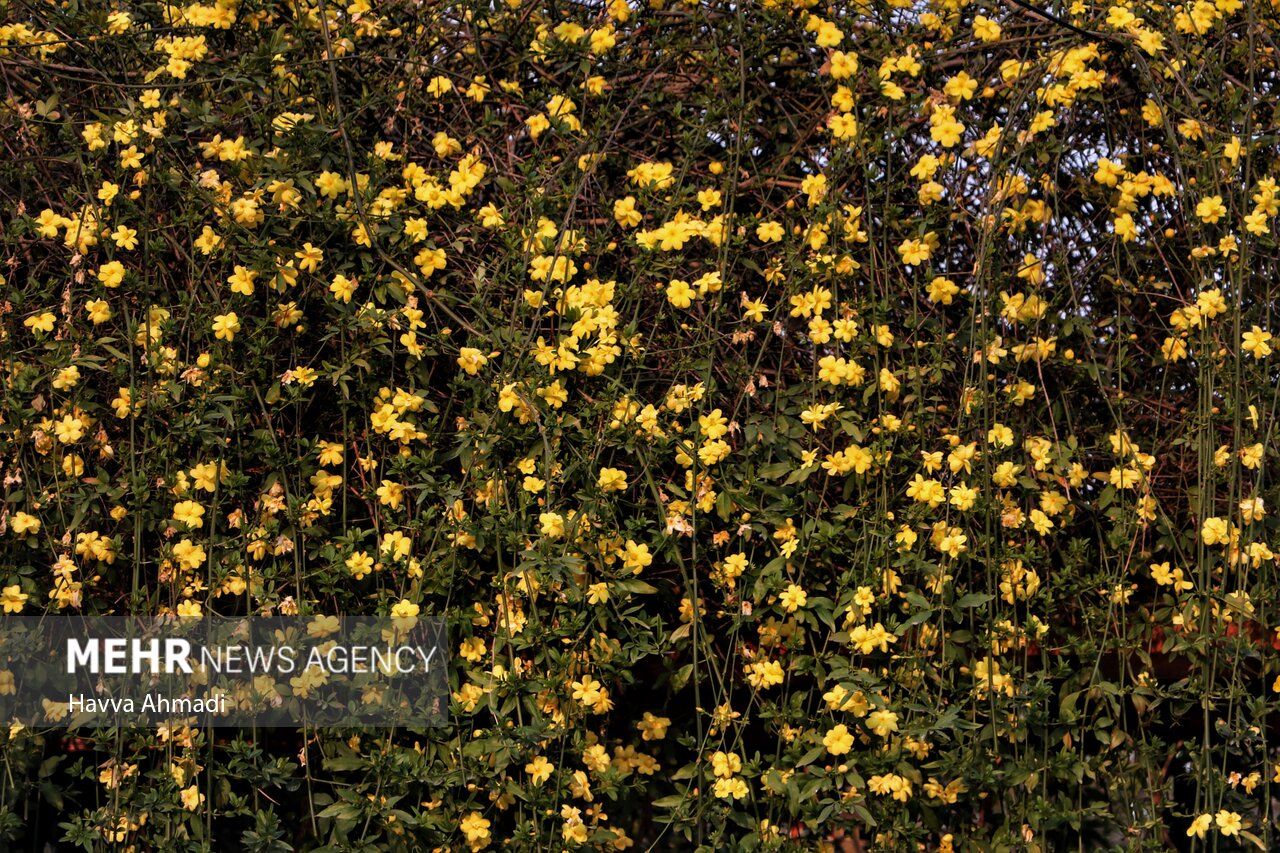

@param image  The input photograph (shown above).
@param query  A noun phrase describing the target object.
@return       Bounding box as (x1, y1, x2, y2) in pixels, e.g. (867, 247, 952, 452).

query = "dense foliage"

(3, 0, 1280, 849)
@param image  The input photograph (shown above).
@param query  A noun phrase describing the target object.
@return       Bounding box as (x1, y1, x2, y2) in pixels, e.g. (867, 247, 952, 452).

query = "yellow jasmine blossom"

(0, 586, 28, 614)
(1243, 326, 1273, 358)
(823, 723, 854, 755)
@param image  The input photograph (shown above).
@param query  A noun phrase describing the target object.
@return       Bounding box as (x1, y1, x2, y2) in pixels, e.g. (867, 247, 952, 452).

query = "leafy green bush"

(3, 0, 1280, 849)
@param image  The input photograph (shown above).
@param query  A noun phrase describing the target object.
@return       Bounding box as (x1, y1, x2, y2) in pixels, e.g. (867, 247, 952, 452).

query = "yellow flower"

(829, 49, 858, 79)
(906, 474, 946, 508)
(570, 674, 602, 707)
(526, 756, 553, 785)
(713, 777, 749, 800)
(1161, 336, 1187, 361)
(710, 750, 742, 778)
(823, 723, 854, 755)
(10, 512, 40, 535)
(180, 784, 204, 811)
(457, 347, 489, 375)
(376, 480, 404, 509)
(172, 500, 206, 529)
(525, 113, 550, 138)
(927, 276, 960, 304)
(455, 636, 485, 663)
(539, 512, 565, 538)
(1196, 195, 1227, 224)
(426, 75, 454, 98)
(54, 415, 85, 444)
(295, 242, 323, 272)
(992, 460, 1022, 488)
(33, 208, 63, 237)
(800, 402, 841, 431)
(973, 15, 1002, 41)
(97, 181, 120, 205)
(173, 539, 206, 570)
(1243, 325, 1273, 358)
(930, 112, 964, 147)
(120, 142, 145, 167)
(329, 274, 358, 303)
(1241, 496, 1266, 523)
(1149, 562, 1176, 586)
(477, 203, 504, 227)
(1215, 810, 1242, 836)
(0, 586, 28, 614)
(756, 221, 784, 242)
(1186, 813, 1212, 838)
(637, 711, 671, 740)
(316, 441, 344, 466)
(622, 540, 652, 573)
(227, 264, 257, 296)
(828, 112, 858, 140)
(597, 467, 628, 492)
(346, 551, 375, 580)
(459, 811, 491, 850)
(212, 312, 240, 341)
(24, 312, 56, 334)
(1241, 443, 1264, 469)
(898, 237, 931, 265)
(111, 225, 138, 250)
(536, 380, 568, 409)
(866, 708, 899, 738)
(813, 18, 843, 47)
(194, 226, 223, 254)
(779, 584, 808, 613)
(390, 599, 419, 620)
(666, 279, 696, 308)
(1113, 213, 1138, 242)
(613, 196, 642, 228)
(85, 299, 112, 325)
(1201, 516, 1230, 545)
(745, 659, 784, 688)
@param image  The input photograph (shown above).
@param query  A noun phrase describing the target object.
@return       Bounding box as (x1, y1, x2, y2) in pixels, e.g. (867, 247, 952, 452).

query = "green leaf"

(316, 802, 360, 821)
(896, 609, 934, 634)
(670, 763, 698, 781)
(615, 579, 658, 595)
(795, 745, 825, 767)
(1238, 831, 1266, 851)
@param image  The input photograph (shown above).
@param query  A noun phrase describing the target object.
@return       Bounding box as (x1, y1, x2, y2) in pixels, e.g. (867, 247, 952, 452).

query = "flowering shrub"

(2, 0, 1280, 849)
